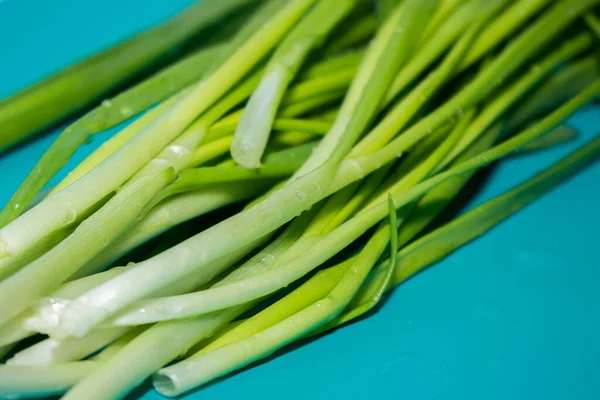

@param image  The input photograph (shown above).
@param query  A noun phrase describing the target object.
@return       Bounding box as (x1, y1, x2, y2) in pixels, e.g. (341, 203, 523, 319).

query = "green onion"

(0, 0, 253, 154)
(231, 0, 355, 168)
(1, 1, 599, 398)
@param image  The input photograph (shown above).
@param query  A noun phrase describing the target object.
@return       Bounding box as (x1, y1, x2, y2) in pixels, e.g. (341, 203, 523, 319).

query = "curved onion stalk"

(0, 0, 252, 155)
(507, 55, 600, 131)
(0, 45, 226, 227)
(58, 54, 356, 191)
(0, 1, 316, 327)
(156, 134, 600, 396)
(48, 0, 291, 195)
(386, 0, 556, 104)
(35, 0, 587, 337)
(232, 0, 355, 168)
(35, 0, 437, 340)
(0, 361, 98, 399)
(119, 109, 470, 324)
(6, 327, 130, 366)
(168, 64, 599, 376)
(291, 0, 437, 179)
(351, 6, 487, 157)
(72, 181, 274, 279)
(460, 0, 553, 69)
(384, 0, 485, 103)
(155, 203, 398, 392)
(0, 0, 311, 267)
(72, 143, 316, 278)
(0, 75, 258, 326)
(422, 0, 464, 40)
(113, 83, 599, 323)
(440, 33, 593, 166)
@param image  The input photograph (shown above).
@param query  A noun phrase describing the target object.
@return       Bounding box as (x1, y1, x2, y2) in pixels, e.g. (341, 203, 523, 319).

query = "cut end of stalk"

(152, 371, 180, 397)
(230, 138, 263, 169)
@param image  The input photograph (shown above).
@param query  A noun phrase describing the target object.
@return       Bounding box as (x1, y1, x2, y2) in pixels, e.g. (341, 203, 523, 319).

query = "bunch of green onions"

(0, 0, 599, 398)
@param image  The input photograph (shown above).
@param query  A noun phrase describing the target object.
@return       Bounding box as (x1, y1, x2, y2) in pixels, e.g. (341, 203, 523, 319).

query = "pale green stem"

(37, 0, 437, 339)
(6, 327, 130, 366)
(113, 82, 599, 322)
(232, 0, 354, 167)
(293, 0, 438, 178)
(0, 362, 98, 399)
(0, 0, 313, 273)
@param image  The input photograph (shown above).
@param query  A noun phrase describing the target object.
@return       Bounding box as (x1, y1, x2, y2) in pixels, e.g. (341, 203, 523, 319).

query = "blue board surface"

(1, 1, 599, 399)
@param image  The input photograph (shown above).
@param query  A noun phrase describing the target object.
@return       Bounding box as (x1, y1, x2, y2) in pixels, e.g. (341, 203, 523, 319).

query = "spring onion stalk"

(7, 327, 130, 366)
(98, 119, 471, 325)
(344, 135, 600, 315)
(422, 0, 464, 40)
(0, 267, 129, 347)
(440, 33, 593, 166)
(65, 211, 296, 396)
(299, 49, 364, 79)
(114, 81, 599, 323)
(142, 54, 592, 338)
(71, 181, 275, 279)
(585, 12, 600, 37)
(205, 117, 330, 144)
(281, 69, 358, 106)
(384, 0, 486, 103)
(77, 144, 316, 278)
(155, 133, 600, 396)
(279, 90, 346, 117)
(0, 0, 253, 154)
(0, 0, 310, 265)
(311, 116, 474, 331)
(232, 0, 355, 168)
(351, 8, 486, 157)
(389, 135, 600, 285)
(520, 126, 578, 152)
(54, 66, 347, 194)
(0, 45, 228, 227)
(0, 361, 99, 399)
(36, 0, 586, 336)
(292, 0, 438, 178)
(324, 15, 376, 53)
(0, 1, 315, 327)
(507, 54, 600, 131)
(34, 0, 437, 340)
(460, 0, 553, 69)
(155, 211, 397, 392)
(3, 3, 599, 399)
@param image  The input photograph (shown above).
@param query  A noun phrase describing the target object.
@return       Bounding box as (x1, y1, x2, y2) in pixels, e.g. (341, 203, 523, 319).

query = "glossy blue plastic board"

(1, 1, 599, 399)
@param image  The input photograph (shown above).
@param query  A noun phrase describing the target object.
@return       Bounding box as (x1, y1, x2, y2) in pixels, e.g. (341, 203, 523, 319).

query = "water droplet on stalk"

(63, 207, 77, 225)
(120, 106, 133, 117)
(102, 99, 113, 108)
(259, 253, 275, 265)
(295, 192, 306, 200)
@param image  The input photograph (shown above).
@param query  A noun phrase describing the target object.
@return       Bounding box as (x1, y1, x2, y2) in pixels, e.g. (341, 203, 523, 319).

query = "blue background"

(1, 1, 599, 399)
